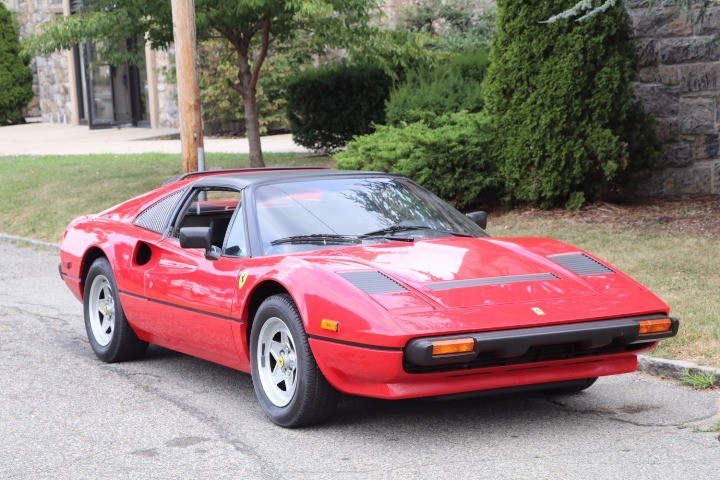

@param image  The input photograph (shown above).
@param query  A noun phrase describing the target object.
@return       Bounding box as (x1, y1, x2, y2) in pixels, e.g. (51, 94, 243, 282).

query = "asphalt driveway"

(1, 242, 719, 479)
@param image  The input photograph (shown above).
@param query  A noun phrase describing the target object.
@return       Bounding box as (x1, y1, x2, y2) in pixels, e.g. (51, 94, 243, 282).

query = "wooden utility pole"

(170, 0, 203, 173)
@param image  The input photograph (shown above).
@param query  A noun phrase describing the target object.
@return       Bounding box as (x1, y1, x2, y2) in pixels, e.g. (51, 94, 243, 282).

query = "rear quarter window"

(134, 190, 184, 234)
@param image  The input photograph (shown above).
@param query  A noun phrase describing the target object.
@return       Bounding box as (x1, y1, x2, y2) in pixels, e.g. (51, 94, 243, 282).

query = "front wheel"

(83, 258, 148, 363)
(250, 294, 339, 428)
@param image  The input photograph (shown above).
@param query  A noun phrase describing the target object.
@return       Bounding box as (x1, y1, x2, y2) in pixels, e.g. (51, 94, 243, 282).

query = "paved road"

(0, 123, 307, 156)
(1, 242, 719, 479)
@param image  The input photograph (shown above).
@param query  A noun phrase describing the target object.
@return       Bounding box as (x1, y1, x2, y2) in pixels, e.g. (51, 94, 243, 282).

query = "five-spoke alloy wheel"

(83, 258, 148, 363)
(256, 317, 299, 407)
(87, 274, 116, 347)
(250, 294, 339, 427)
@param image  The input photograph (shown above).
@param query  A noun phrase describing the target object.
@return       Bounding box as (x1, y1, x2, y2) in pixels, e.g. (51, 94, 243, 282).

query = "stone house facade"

(2, 0, 178, 128)
(630, 0, 720, 196)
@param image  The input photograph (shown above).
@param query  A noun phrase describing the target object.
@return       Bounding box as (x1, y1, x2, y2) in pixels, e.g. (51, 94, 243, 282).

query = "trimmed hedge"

(286, 63, 392, 153)
(385, 48, 490, 126)
(0, 4, 33, 125)
(483, 0, 659, 209)
(335, 112, 497, 209)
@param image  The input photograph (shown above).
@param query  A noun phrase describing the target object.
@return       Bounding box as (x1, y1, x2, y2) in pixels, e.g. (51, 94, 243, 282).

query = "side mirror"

(179, 226, 214, 253)
(466, 211, 488, 229)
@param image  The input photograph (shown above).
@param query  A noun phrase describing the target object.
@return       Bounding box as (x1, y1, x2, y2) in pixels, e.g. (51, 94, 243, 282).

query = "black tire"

(547, 377, 598, 394)
(250, 294, 339, 428)
(83, 258, 148, 363)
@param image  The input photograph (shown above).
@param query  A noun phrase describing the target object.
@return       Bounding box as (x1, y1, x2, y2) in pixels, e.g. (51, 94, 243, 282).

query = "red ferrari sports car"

(59, 167, 678, 427)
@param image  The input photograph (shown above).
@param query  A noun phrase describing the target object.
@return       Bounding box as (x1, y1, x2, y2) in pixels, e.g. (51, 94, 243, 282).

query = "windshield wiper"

(360, 225, 432, 237)
(270, 234, 361, 246)
(361, 225, 473, 238)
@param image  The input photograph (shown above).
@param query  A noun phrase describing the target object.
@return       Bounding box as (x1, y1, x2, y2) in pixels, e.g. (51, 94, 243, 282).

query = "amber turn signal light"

(321, 319, 340, 332)
(638, 318, 672, 335)
(431, 338, 475, 356)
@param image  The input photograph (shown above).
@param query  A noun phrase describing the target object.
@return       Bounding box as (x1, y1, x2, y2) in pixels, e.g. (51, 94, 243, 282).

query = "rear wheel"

(250, 294, 339, 428)
(83, 258, 148, 363)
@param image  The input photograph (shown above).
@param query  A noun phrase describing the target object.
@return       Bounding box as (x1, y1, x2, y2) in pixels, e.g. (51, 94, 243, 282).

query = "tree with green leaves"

(483, 0, 659, 209)
(397, 0, 496, 53)
(26, 0, 388, 167)
(0, 4, 34, 126)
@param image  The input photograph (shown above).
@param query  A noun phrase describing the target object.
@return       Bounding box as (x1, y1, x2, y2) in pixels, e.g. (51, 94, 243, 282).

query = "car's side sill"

(118, 289, 243, 323)
(307, 334, 403, 352)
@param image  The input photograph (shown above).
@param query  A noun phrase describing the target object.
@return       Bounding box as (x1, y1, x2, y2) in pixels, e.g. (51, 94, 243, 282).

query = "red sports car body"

(60, 168, 678, 427)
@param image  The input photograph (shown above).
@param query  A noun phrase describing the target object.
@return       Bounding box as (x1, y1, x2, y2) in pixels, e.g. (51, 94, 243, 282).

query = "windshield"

(254, 176, 488, 255)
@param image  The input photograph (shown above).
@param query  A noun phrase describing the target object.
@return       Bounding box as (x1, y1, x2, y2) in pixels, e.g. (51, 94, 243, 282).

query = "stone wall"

(154, 48, 179, 129)
(629, 1, 720, 195)
(4, 0, 69, 121)
(4, 0, 179, 127)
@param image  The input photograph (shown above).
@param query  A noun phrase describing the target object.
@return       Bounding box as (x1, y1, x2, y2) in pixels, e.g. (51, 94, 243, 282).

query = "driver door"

(143, 187, 244, 366)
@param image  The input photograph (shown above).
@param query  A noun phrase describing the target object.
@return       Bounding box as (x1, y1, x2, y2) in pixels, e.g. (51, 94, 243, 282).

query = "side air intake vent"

(338, 271, 407, 294)
(549, 253, 614, 276)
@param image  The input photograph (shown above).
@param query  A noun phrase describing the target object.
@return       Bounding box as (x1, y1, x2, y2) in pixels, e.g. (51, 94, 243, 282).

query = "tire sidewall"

(250, 296, 313, 427)
(83, 258, 123, 362)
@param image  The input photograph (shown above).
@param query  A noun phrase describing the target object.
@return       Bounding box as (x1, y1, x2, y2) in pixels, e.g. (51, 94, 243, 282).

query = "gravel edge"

(2, 233, 718, 387)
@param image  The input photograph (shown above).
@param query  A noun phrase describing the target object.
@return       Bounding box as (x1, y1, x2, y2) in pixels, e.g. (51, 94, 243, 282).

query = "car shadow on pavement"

(330, 390, 559, 429)
(113, 343, 719, 433)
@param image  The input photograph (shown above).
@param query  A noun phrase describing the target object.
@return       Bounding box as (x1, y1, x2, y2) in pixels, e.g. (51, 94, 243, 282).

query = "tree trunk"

(243, 86, 265, 168)
(228, 16, 271, 168)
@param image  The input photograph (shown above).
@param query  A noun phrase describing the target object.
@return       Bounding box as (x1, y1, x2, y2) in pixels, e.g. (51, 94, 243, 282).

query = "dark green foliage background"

(483, 0, 659, 208)
(286, 63, 392, 152)
(336, 112, 497, 209)
(385, 48, 489, 126)
(0, 4, 33, 125)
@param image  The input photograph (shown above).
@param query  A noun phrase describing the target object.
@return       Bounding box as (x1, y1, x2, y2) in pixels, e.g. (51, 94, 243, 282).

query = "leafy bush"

(483, 0, 659, 209)
(398, 0, 497, 53)
(385, 48, 489, 126)
(0, 4, 33, 125)
(198, 39, 307, 135)
(286, 63, 392, 152)
(336, 112, 497, 209)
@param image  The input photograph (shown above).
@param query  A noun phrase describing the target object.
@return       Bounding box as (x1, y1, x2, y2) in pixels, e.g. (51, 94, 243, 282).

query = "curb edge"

(638, 355, 720, 386)
(0, 233, 60, 251)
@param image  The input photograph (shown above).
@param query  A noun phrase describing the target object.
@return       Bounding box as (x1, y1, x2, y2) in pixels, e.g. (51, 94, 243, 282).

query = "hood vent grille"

(338, 271, 407, 294)
(549, 253, 614, 276)
(426, 273, 559, 291)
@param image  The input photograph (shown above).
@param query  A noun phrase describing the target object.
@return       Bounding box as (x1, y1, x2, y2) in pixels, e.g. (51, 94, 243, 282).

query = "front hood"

(333, 237, 602, 309)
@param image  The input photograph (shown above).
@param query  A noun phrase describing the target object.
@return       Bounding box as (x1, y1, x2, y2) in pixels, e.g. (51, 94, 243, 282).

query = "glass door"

(80, 41, 150, 129)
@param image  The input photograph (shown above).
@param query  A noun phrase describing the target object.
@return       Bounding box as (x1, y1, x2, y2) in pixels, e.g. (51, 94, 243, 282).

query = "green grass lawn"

(0, 153, 717, 366)
(489, 213, 720, 367)
(0, 153, 332, 243)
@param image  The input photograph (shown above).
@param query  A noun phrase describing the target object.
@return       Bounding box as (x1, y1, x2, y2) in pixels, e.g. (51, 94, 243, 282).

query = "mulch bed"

(495, 196, 720, 240)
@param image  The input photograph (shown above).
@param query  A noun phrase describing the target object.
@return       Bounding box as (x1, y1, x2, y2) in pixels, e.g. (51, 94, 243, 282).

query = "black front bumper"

(404, 314, 679, 374)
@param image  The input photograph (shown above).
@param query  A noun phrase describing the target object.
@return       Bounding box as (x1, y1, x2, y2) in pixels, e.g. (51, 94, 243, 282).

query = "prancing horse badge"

(238, 271, 249, 289)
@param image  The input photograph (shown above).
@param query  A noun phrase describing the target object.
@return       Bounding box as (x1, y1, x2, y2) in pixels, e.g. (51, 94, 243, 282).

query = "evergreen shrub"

(385, 48, 490, 126)
(0, 5, 34, 125)
(483, 0, 659, 208)
(336, 112, 497, 209)
(286, 64, 392, 152)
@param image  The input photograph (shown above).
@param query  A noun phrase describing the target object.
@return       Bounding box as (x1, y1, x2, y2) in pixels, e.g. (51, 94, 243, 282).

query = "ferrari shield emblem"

(531, 307, 545, 316)
(238, 271, 249, 289)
